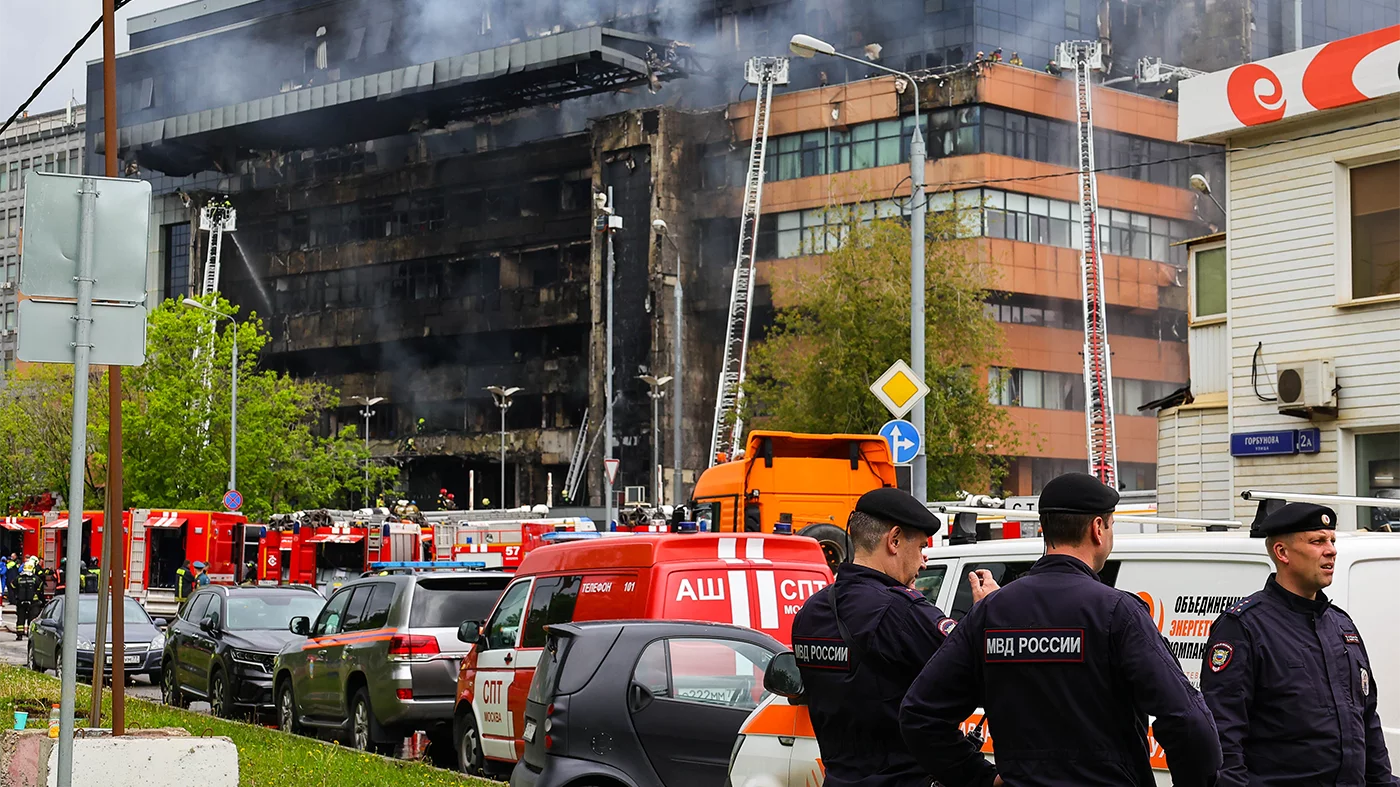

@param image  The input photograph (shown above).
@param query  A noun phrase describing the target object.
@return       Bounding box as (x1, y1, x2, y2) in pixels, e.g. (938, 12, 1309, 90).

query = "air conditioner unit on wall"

(1276, 359, 1337, 419)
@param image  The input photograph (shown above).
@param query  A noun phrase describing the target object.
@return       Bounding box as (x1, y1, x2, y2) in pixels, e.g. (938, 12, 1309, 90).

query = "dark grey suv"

(272, 571, 510, 762)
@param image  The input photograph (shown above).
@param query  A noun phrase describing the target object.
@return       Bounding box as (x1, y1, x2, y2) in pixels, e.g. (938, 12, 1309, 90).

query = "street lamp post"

(790, 34, 927, 503)
(652, 220, 683, 507)
(595, 189, 621, 527)
(352, 396, 384, 507)
(486, 386, 521, 509)
(182, 298, 237, 492)
(638, 374, 673, 506)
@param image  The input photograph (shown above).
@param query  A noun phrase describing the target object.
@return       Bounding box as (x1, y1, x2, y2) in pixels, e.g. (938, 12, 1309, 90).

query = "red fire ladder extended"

(709, 56, 789, 466)
(1054, 41, 1118, 487)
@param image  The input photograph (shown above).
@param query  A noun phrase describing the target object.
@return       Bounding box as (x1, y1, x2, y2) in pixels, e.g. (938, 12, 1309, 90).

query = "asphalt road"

(0, 603, 197, 708)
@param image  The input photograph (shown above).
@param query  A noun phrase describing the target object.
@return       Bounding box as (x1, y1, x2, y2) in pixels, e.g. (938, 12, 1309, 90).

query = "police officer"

(193, 560, 211, 586)
(900, 472, 1222, 787)
(175, 560, 193, 602)
(790, 487, 998, 787)
(1202, 503, 1398, 786)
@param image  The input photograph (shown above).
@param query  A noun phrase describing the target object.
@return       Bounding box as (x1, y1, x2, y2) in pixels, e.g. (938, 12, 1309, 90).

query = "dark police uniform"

(790, 487, 965, 787)
(900, 472, 1221, 787)
(1201, 503, 1398, 786)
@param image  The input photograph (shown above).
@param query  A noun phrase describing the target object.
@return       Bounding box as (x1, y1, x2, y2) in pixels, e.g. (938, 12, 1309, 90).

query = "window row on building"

(756, 190, 1198, 266)
(1, 149, 83, 191)
(988, 367, 1179, 413)
(985, 292, 1187, 342)
(0, 208, 20, 241)
(761, 104, 1220, 191)
(2, 253, 18, 284)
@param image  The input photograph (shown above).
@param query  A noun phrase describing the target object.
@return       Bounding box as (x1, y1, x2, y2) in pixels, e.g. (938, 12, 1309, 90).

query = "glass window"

(312, 588, 353, 637)
(1021, 369, 1044, 408)
(182, 592, 214, 623)
(1356, 432, 1400, 531)
(876, 120, 902, 167)
(1194, 246, 1227, 319)
(633, 640, 670, 695)
(484, 580, 531, 649)
(521, 575, 580, 648)
(951, 561, 1036, 619)
(225, 592, 328, 631)
(410, 576, 504, 628)
(637, 638, 775, 710)
(163, 223, 191, 304)
(0, 167, 7, 191)
(1350, 160, 1400, 300)
(339, 584, 374, 631)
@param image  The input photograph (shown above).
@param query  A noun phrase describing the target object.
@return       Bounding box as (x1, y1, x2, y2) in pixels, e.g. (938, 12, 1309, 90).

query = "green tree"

(121, 296, 397, 520)
(0, 365, 109, 514)
(745, 203, 1015, 496)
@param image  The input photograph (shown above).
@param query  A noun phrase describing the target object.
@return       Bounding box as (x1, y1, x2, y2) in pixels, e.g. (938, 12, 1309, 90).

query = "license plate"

(523, 720, 536, 743)
(123, 655, 141, 665)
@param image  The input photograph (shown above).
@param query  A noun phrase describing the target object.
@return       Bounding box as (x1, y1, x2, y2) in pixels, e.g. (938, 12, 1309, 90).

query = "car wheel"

(349, 688, 390, 754)
(209, 669, 233, 719)
(26, 641, 38, 672)
(455, 711, 485, 775)
(162, 662, 190, 709)
(277, 681, 302, 735)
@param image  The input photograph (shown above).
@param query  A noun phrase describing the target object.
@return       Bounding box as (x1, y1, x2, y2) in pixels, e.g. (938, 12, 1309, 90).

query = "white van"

(729, 531, 1400, 787)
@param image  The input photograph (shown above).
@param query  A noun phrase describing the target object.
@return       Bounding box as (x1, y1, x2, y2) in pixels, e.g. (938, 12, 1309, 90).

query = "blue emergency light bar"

(539, 532, 603, 543)
(369, 561, 487, 570)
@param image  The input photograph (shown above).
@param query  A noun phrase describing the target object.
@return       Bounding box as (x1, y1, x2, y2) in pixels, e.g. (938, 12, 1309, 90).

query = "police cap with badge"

(854, 487, 943, 534)
(1252, 502, 1336, 537)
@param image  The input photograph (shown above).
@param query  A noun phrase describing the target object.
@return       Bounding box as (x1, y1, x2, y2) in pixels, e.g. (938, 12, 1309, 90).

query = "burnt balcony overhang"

(99, 26, 690, 176)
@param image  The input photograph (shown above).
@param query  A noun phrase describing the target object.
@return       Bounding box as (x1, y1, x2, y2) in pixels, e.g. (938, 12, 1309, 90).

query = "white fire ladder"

(1054, 40, 1118, 487)
(708, 56, 789, 466)
(198, 197, 237, 296)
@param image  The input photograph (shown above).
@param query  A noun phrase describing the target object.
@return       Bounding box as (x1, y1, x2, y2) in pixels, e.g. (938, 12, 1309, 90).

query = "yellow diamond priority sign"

(870, 360, 930, 419)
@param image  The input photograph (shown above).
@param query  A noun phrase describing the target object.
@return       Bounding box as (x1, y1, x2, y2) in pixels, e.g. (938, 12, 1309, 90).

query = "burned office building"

(87, 0, 1393, 508)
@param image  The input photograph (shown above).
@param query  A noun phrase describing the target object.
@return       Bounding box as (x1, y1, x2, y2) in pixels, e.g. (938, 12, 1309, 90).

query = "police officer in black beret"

(790, 487, 999, 787)
(1202, 503, 1397, 786)
(900, 472, 1222, 787)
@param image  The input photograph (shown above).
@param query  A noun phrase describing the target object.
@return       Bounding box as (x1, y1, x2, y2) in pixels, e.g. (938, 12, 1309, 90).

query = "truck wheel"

(455, 711, 485, 775)
(798, 523, 851, 572)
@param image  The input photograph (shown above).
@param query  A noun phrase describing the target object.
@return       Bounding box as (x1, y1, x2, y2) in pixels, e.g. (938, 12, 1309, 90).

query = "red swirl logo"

(1227, 63, 1287, 126)
(1302, 25, 1400, 111)
(1137, 591, 1166, 633)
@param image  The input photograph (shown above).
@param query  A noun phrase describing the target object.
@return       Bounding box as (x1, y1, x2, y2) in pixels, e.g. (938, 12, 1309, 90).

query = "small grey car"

(272, 571, 510, 762)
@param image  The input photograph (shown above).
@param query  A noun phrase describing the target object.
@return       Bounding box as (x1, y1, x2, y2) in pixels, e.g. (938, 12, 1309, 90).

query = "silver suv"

(272, 571, 510, 762)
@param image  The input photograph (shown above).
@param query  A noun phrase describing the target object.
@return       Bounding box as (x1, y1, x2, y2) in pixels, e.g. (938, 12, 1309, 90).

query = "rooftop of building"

(1, 105, 85, 148)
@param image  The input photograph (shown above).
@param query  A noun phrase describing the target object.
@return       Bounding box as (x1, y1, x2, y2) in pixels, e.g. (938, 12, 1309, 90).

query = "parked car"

(509, 619, 784, 787)
(161, 585, 326, 718)
(273, 571, 511, 762)
(456, 532, 831, 776)
(25, 594, 167, 684)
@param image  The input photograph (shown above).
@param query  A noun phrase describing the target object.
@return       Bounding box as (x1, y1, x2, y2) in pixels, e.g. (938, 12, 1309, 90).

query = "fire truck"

(260, 510, 432, 592)
(43, 511, 111, 568)
(0, 516, 41, 559)
(427, 513, 598, 570)
(120, 509, 253, 614)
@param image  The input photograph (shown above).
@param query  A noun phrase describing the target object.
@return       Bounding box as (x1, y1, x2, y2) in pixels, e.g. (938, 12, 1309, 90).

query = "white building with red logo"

(1157, 25, 1400, 528)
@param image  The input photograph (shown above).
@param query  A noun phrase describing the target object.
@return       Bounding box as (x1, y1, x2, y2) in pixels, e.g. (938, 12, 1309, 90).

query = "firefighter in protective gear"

(175, 560, 194, 602)
(12, 565, 40, 640)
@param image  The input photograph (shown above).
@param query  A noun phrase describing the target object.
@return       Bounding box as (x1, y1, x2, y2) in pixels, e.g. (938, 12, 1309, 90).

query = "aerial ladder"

(1053, 40, 1118, 488)
(198, 196, 237, 296)
(709, 56, 789, 466)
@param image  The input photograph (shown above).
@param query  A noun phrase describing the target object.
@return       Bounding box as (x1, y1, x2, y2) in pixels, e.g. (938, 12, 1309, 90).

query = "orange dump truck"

(690, 431, 899, 568)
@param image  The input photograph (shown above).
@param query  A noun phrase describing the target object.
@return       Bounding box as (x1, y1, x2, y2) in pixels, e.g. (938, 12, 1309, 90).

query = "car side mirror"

(457, 620, 483, 644)
(763, 651, 805, 699)
(200, 612, 220, 634)
(152, 618, 169, 629)
(289, 616, 311, 636)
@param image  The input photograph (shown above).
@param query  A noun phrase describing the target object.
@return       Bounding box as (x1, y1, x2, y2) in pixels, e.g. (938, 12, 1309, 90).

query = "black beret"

(1259, 502, 1336, 537)
(853, 487, 943, 535)
(1039, 472, 1120, 515)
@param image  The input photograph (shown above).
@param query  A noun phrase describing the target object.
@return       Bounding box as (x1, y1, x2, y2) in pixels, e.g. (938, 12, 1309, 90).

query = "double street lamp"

(638, 374, 672, 507)
(352, 395, 384, 507)
(486, 386, 521, 509)
(653, 219, 684, 507)
(790, 34, 929, 503)
(182, 298, 237, 492)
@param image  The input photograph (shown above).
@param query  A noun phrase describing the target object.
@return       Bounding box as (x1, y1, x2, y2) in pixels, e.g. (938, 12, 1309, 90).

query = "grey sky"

(0, 0, 186, 119)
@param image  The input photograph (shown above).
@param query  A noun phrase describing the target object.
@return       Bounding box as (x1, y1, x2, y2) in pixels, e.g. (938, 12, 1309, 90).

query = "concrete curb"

(0, 728, 238, 787)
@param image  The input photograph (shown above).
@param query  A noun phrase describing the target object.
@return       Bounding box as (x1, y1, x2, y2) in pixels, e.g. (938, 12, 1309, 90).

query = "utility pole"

(596, 189, 620, 527)
(486, 387, 519, 510)
(353, 396, 383, 507)
(639, 375, 672, 507)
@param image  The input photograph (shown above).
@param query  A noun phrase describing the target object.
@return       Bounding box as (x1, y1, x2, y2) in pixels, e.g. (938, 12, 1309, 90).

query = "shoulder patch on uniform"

(1223, 597, 1257, 616)
(1344, 632, 1361, 645)
(938, 617, 958, 637)
(1209, 642, 1234, 672)
(893, 585, 929, 604)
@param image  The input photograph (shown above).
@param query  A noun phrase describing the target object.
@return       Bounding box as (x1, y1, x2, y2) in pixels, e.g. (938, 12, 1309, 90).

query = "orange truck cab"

(452, 530, 834, 775)
(0, 516, 42, 560)
(690, 431, 899, 568)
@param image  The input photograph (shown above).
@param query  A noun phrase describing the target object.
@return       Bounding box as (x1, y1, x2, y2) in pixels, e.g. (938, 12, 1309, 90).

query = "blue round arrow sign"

(879, 419, 922, 465)
(223, 489, 243, 512)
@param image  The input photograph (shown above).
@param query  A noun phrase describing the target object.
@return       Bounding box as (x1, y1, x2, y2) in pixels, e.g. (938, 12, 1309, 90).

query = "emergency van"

(453, 531, 834, 775)
(729, 530, 1400, 787)
(0, 516, 41, 560)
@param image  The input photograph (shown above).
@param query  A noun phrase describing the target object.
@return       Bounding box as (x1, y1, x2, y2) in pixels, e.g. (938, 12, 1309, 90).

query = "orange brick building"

(724, 63, 1218, 495)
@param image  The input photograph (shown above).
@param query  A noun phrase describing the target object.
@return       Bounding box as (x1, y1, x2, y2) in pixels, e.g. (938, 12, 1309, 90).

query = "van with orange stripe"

(729, 531, 1400, 786)
(272, 569, 512, 760)
(452, 531, 834, 777)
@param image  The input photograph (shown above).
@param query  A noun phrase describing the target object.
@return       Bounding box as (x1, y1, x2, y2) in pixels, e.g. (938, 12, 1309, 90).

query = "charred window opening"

(642, 110, 660, 135)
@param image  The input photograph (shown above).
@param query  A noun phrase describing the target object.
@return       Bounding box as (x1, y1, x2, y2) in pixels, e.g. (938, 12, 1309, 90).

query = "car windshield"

(76, 597, 151, 626)
(225, 594, 327, 630)
(410, 577, 507, 628)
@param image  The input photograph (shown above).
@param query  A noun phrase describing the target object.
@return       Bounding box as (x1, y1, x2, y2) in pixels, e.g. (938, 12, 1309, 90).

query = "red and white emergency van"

(43, 510, 113, 568)
(728, 529, 1400, 787)
(258, 520, 430, 590)
(435, 517, 597, 571)
(453, 531, 834, 775)
(0, 516, 41, 560)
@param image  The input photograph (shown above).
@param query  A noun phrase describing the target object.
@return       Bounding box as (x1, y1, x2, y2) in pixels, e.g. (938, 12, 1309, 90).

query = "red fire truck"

(0, 516, 41, 560)
(259, 515, 431, 591)
(43, 511, 111, 569)
(124, 510, 251, 609)
(435, 517, 598, 570)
